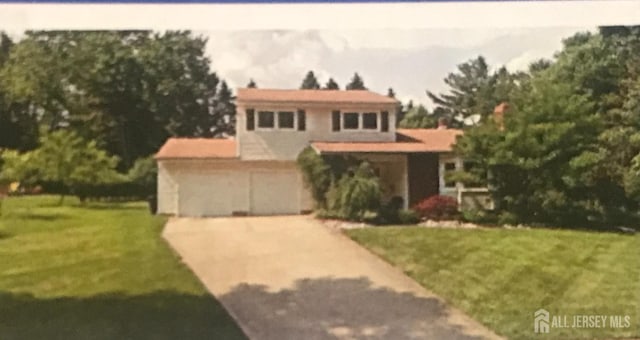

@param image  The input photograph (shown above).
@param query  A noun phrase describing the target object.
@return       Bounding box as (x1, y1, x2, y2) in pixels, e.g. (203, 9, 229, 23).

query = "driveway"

(163, 216, 502, 340)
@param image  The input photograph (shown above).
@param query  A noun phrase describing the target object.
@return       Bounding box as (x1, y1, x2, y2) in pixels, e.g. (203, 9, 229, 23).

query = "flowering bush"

(413, 195, 459, 221)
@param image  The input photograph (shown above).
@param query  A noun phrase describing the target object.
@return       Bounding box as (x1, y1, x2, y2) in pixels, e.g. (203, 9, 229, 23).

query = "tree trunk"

(59, 194, 65, 206)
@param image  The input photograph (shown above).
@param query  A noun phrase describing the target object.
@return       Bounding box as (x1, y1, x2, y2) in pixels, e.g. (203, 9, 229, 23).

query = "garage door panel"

(178, 172, 236, 217)
(250, 171, 299, 215)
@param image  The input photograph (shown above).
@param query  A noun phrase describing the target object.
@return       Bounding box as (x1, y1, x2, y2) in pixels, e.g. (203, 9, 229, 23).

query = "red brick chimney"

(494, 102, 509, 129)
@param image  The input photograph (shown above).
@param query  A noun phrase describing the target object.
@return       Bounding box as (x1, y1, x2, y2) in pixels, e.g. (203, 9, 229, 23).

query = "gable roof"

(312, 128, 463, 154)
(154, 138, 237, 160)
(236, 88, 398, 105)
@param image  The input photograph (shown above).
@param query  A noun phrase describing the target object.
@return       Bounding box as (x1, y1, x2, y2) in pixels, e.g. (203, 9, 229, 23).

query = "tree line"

(1, 27, 639, 228)
(441, 26, 640, 228)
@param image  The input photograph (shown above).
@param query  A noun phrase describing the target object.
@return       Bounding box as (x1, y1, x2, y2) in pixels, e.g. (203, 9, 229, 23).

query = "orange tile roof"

(313, 128, 462, 154)
(155, 138, 237, 160)
(236, 88, 398, 105)
(397, 128, 463, 151)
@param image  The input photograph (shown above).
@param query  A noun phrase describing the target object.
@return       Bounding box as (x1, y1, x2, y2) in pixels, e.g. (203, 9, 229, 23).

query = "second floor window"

(258, 111, 275, 128)
(362, 112, 377, 129)
(278, 111, 295, 129)
(343, 113, 359, 129)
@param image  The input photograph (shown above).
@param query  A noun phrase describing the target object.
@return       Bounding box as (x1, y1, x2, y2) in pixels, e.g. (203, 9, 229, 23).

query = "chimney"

(494, 102, 509, 130)
(437, 117, 448, 130)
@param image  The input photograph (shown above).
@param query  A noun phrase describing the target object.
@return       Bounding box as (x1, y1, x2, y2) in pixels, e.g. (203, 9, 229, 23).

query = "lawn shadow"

(0, 290, 247, 340)
(219, 276, 487, 340)
(79, 203, 146, 211)
(0, 230, 11, 239)
(16, 213, 71, 221)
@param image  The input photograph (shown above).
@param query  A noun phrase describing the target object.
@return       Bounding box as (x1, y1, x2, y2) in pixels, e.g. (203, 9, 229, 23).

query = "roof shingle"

(236, 88, 398, 105)
(155, 138, 237, 160)
(312, 129, 462, 154)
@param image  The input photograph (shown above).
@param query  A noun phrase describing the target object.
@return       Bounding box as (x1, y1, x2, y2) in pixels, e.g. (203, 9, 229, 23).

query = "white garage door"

(250, 170, 300, 215)
(178, 172, 236, 217)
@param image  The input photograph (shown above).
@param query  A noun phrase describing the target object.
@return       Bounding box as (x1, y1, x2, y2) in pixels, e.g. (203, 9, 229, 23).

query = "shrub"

(296, 147, 331, 208)
(461, 208, 498, 225)
(497, 211, 519, 226)
(327, 162, 381, 221)
(413, 195, 459, 221)
(398, 209, 420, 224)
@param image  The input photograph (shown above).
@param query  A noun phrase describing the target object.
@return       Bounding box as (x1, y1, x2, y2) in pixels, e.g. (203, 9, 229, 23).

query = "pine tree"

(346, 73, 367, 90)
(387, 88, 396, 98)
(324, 78, 339, 90)
(300, 71, 320, 89)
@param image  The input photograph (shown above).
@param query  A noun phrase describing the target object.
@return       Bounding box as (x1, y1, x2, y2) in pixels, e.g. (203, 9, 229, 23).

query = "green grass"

(346, 226, 640, 340)
(0, 195, 246, 340)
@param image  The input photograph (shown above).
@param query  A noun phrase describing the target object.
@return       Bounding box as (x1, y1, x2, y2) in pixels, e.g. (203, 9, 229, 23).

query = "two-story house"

(155, 88, 477, 217)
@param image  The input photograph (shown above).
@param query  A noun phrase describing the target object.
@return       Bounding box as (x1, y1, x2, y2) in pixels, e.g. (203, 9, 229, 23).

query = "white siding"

(237, 103, 397, 160)
(157, 161, 178, 214)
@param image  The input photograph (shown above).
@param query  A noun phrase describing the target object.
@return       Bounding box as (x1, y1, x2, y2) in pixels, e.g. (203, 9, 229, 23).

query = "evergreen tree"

(387, 88, 396, 98)
(247, 79, 257, 88)
(211, 80, 236, 137)
(324, 78, 339, 90)
(346, 73, 367, 90)
(398, 105, 437, 129)
(300, 71, 320, 89)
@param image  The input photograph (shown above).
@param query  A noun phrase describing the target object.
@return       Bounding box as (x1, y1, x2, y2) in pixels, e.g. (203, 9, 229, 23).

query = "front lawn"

(347, 226, 640, 340)
(0, 195, 246, 340)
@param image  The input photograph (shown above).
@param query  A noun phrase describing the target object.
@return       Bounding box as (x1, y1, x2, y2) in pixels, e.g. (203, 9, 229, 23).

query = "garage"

(155, 138, 313, 217)
(177, 172, 238, 217)
(250, 170, 300, 215)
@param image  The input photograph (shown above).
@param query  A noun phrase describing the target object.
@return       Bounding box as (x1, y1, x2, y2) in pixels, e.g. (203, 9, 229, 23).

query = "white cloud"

(203, 27, 595, 106)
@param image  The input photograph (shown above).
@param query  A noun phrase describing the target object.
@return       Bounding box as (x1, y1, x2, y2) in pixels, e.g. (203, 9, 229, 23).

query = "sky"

(203, 27, 594, 107)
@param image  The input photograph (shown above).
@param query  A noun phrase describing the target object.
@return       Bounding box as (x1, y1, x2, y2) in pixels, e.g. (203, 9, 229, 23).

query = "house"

(155, 88, 486, 217)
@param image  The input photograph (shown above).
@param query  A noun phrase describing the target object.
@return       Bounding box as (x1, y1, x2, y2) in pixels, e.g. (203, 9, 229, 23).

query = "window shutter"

(246, 109, 255, 131)
(297, 109, 306, 131)
(332, 110, 341, 132)
(381, 111, 389, 132)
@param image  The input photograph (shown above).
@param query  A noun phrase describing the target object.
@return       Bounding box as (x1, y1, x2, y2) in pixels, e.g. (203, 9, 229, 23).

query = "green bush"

(296, 147, 331, 208)
(398, 209, 420, 224)
(462, 208, 498, 225)
(497, 211, 519, 226)
(327, 162, 381, 221)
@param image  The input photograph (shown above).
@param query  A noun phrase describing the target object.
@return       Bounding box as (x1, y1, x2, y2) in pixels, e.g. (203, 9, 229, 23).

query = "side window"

(246, 109, 255, 131)
(381, 111, 389, 132)
(343, 112, 359, 129)
(362, 112, 377, 130)
(332, 111, 341, 132)
(444, 162, 457, 188)
(258, 111, 275, 128)
(297, 110, 306, 131)
(278, 111, 295, 129)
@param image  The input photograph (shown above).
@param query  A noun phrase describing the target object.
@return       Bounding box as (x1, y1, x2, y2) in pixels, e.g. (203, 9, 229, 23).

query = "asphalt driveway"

(163, 216, 501, 340)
